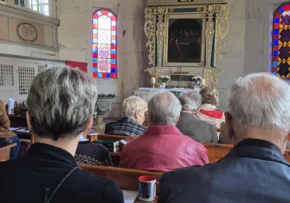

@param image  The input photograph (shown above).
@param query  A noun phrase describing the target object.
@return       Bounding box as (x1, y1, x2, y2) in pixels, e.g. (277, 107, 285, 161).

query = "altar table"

(134, 87, 199, 102)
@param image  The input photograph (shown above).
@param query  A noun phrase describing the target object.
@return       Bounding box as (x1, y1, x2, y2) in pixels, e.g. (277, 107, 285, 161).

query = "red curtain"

(65, 61, 88, 73)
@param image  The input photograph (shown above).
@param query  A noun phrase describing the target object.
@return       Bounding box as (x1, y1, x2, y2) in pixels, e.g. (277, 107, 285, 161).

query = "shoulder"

(105, 121, 117, 128)
(75, 168, 116, 186)
(160, 164, 209, 188)
(75, 169, 123, 199)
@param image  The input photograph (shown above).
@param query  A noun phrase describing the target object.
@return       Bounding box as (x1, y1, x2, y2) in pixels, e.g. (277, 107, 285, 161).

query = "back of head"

(228, 73, 290, 136)
(148, 91, 181, 126)
(200, 87, 219, 105)
(26, 66, 98, 140)
(179, 90, 201, 111)
(122, 96, 147, 118)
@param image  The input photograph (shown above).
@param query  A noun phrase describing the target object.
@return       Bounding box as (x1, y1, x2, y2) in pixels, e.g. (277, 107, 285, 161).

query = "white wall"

(216, 0, 246, 110)
(57, 0, 147, 118)
(244, 0, 289, 75)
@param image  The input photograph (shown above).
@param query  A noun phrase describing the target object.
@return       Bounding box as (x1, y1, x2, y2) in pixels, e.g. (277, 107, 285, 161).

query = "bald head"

(148, 91, 182, 126)
(227, 73, 290, 150)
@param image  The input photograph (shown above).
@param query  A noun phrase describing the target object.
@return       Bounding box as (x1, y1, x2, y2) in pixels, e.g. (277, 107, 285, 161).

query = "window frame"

(92, 9, 118, 79)
(271, 3, 290, 80)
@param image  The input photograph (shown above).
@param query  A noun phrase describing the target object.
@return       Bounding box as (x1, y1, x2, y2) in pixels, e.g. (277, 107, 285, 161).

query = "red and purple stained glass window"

(92, 9, 117, 79)
(272, 4, 290, 80)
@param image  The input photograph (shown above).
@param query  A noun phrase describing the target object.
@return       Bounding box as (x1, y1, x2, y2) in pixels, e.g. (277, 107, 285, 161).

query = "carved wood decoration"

(144, 0, 229, 87)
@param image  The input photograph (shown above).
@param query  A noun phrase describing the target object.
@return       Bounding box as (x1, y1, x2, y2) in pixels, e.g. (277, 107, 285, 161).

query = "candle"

(202, 79, 205, 86)
(151, 77, 156, 84)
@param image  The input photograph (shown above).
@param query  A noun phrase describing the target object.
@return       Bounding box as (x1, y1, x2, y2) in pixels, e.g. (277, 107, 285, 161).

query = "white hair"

(148, 91, 182, 126)
(179, 91, 201, 111)
(228, 72, 290, 133)
(26, 66, 98, 140)
(122, 96, 147, 118)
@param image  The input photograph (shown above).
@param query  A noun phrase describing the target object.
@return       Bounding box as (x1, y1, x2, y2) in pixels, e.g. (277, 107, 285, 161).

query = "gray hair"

(122, 96, 147, 118)
(26, 66, 98, 140)
(179, 91, 201, 111)
(228, 72, 290, 133)
(148, 91, 181, 126)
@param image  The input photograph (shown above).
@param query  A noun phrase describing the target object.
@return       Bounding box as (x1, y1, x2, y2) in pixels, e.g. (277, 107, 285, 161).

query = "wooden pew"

(79, 164, 162, 191)
(0, 143, 17, 162)
(204, 143, 290, 163)
(87, 134, 135, 166)
(9, 115, 27, 128)
(203, 143, 233, 163)
(87, 133, 136, 143)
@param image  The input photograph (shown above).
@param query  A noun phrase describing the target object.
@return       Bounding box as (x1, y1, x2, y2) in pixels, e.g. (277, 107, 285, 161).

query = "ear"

(26, 111, 32, 132)
(224, 112, 235, 140)
(82, 116, 93, 137)
(288, 133, 290, 141)
(134, 110, 139, 119)
(148, 112, 152, 125)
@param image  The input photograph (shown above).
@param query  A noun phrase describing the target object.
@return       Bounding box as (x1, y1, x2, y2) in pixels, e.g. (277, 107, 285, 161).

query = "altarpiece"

(144, 0, 229, 88)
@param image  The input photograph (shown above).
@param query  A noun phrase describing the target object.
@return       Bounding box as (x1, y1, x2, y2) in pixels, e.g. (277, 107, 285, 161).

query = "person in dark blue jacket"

(158, 72, 290, 203)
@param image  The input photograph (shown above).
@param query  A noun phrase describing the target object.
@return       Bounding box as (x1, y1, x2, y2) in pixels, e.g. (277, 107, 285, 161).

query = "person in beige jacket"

(0, 100, 20, 159)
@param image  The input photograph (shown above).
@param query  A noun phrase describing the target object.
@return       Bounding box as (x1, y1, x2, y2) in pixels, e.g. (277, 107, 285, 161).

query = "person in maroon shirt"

(120, 91, 208, 172)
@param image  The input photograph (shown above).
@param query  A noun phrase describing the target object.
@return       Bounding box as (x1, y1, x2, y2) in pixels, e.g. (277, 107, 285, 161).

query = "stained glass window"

(92, 9, 117, 79)
(272, 4, 290, 80)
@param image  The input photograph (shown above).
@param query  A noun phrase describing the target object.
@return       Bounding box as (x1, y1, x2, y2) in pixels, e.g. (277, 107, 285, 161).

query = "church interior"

(1, 0, 290, 203)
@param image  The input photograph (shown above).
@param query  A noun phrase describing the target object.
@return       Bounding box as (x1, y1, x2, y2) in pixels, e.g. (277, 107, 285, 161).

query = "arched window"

(272, 4, 290, 80)
(92, 9, 117, 79)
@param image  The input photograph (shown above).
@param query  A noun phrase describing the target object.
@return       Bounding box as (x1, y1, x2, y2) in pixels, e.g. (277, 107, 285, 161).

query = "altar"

(141, 0, 229, 89)
(134, 87, 200, 102)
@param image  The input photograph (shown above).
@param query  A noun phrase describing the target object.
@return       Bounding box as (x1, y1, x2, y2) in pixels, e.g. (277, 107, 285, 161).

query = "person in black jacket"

(0, 67, 123, 203)
(158, 73, 290, 203)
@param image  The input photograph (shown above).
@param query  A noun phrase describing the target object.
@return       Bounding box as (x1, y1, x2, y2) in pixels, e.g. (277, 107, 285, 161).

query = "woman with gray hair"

(196, 86, 225, 128)
(105, 96, 147, 137)
(176, 91, 218, 143)
(0, 67, 123, 203)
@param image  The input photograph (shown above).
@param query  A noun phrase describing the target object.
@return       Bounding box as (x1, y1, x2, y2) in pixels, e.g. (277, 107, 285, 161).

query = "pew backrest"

(79, 164, 162, 191)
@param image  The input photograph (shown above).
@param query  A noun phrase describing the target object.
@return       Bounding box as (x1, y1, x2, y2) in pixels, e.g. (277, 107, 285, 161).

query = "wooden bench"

(79, 164, 162, 191)
(203, 143, 290, 163)
(87, 134, 135, 166)
(0, 143, 17, 162)
(87, 133, 136, 143)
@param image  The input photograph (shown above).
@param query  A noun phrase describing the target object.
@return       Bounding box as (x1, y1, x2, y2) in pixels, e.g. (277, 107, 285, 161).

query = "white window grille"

(0, 65, 14, 87)
(29, 0, 49, 16)
(18, 66, 35, 95)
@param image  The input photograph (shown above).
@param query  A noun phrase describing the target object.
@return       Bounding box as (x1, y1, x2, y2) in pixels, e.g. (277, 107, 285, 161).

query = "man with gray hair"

(158, 73, 290, 203)
(0, 67, 123, 203)
(176, 90, 218, 143)
(120, 91, 208, 172)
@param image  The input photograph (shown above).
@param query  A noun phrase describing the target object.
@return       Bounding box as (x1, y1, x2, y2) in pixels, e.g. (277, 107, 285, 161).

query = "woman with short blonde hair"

(105, 96, 148, 137)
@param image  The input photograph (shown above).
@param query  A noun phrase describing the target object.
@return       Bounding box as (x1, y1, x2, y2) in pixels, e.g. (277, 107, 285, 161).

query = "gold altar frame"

(163, 13, 206, 67)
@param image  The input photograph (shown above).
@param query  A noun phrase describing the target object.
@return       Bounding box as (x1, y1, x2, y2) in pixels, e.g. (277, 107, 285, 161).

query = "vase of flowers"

(158, 75, 170, 89)
(95, 94, 116, 130)
(191, 75, 204, 89)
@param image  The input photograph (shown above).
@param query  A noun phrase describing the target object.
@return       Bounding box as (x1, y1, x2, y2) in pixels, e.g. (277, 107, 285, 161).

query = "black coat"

(158, 139, 290, 203)
(0, 143, 124, 203)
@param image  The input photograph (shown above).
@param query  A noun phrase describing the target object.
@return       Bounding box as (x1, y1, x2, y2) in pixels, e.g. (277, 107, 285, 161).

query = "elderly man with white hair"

(105, 96, 147, 137)
(158, 73, 290, 203)
(176, 91, 218, 143)
(120, 91, 208, 172)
